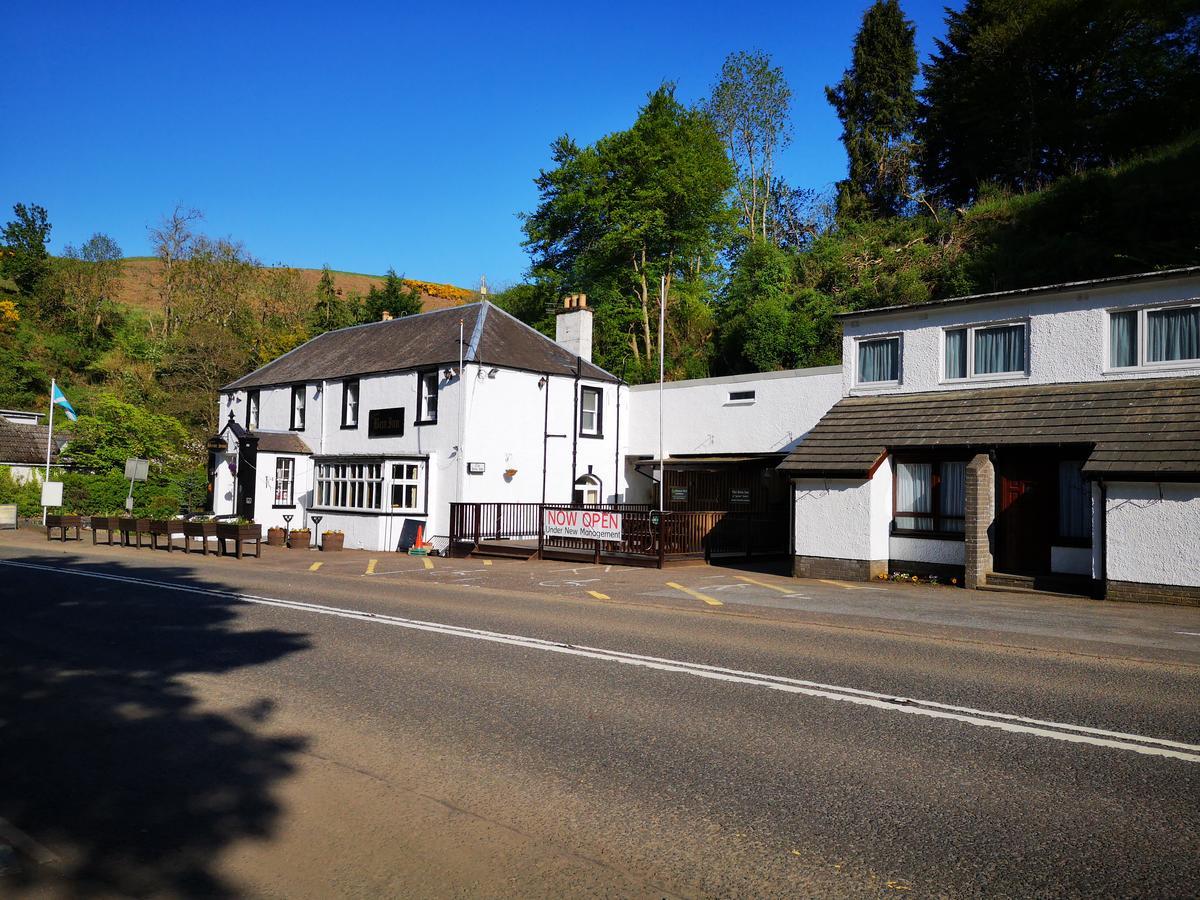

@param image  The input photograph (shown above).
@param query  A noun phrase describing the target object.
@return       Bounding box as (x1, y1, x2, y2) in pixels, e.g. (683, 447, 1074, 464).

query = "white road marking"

(1175, 631, 1200, 637)
(7, 559, 1199, 764)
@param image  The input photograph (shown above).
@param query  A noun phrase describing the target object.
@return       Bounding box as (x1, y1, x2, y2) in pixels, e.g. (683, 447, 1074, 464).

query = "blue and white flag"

(51, 383, 77, 421)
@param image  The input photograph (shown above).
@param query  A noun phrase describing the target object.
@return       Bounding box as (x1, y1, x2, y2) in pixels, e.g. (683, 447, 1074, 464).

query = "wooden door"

(996, 460, 1053, 575)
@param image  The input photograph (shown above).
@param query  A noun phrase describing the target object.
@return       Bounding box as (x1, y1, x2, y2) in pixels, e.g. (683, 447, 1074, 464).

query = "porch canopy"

(779, 376, 1200, 481)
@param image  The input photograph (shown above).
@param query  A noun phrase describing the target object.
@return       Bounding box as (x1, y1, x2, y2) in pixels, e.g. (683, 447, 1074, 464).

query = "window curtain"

(896, 463, 933, 530)
(859, 339, 899, 383)
(939, 462, 966, 532)
(1147, 307, 1200, 363)
(1058, 461, 1092, 540)
(1109, 311, 1138, 368)
(945, 330, 967, 379)
(974, 325, 1025, 374)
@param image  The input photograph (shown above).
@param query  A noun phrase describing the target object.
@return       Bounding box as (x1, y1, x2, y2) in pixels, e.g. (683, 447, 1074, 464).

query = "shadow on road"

(0, 555, 312, 896)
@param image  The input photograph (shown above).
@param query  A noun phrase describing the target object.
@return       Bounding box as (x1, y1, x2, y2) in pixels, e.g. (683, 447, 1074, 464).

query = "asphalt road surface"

(1, 541, 1198, 898)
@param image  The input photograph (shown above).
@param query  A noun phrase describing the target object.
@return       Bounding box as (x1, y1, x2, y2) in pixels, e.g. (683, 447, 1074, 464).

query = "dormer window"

(856, 336, 900, 385)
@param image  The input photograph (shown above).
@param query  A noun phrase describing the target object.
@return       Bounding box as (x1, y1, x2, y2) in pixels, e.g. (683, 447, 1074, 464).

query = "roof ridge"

(465, 302, 489, 361)
(483, 301, 618, 380)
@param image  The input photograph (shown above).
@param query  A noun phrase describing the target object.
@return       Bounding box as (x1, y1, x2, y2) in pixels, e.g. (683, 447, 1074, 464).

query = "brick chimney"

(555, 294, 592, 363)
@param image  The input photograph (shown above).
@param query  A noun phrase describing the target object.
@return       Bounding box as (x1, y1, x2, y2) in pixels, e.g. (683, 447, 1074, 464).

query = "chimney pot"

(381, 310, 393, 321)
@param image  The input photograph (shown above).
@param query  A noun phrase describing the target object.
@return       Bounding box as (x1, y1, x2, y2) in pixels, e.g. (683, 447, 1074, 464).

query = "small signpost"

(124, 458, 149, 512)
(309, 515, 323, 550)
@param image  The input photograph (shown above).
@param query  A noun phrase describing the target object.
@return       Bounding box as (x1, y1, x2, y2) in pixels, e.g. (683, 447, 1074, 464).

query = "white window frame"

(1104, 300, 1200, 373)
(941, 319, 1029, 383)
(342, 379, 360, 429)
(853, 334, 902, 388)
(314, 461, 383, 512)
(416, 371, 439, 424)
(389, 460, 426, 513)
(579, 386, 602, 437)
(247, 389, 260, 430)
(273, 457, 294, 507)
(291, 385, 306, 431)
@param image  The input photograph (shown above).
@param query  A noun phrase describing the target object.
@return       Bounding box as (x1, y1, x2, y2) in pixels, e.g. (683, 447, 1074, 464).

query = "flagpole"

(657, 275, 665, 512)
(43, 378, 56, 526)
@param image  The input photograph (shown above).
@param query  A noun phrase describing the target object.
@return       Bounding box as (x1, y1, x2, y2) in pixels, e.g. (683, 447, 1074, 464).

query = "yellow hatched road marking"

(587, 590, 610, 600)
(666, 581, 723, 607)
(482, 560, 492, 566)
(735, 574, 798, 593)
(423, 557, 434, 570)
(308, 562, 323, 572)
(366, 559, 378, 575)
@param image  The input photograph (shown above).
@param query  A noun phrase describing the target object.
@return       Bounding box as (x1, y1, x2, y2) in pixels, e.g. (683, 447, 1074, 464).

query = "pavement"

(1, 528, 1198, 897)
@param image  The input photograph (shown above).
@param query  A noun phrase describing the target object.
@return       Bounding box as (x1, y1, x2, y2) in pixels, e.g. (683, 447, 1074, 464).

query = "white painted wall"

(627, 366, 842, 456)
(842, 272, 1200, 396)
(890, 537, 965, 567)
(793, 478, 876, 562)
(1106, 482, 1200, 588)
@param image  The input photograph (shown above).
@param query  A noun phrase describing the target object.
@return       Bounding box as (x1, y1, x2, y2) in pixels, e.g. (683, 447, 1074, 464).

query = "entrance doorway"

(995, 455, 1055, 575)
(573, 474, 602, 505)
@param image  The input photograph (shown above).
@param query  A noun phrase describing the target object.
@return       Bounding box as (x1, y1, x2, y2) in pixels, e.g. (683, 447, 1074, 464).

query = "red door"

(996, 461, 1053, 575)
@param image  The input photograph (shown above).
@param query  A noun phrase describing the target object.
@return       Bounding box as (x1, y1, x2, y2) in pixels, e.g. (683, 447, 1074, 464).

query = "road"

(1, 538, 1198, 897)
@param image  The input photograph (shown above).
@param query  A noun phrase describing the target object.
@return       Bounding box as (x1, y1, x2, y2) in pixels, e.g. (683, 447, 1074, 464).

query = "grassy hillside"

(114, 258, 476, 314)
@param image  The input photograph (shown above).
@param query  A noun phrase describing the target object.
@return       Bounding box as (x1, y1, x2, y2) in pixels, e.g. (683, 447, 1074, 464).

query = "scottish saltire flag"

(51, 383, 77, 421)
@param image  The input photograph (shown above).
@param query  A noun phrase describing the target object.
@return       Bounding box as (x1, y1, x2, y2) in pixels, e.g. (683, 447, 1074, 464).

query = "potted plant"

(216, 519, 263, 558)
(288, 528, 311, 549)
(321, 530, 344, 551)
(267, 526, 287, 547)
(182, 516, 218, 555)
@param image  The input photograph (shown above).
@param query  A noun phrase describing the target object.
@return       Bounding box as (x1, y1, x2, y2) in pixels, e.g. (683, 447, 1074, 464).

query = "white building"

(782, 267, 1200, 604)
(213, 298, 626, 551)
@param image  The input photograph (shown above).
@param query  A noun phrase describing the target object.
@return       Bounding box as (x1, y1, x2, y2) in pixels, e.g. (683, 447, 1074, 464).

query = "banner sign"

(543, 508, 623, 542)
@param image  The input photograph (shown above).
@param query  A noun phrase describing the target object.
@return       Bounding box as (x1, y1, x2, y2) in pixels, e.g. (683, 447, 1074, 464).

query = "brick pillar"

(964, 453, 995, 590)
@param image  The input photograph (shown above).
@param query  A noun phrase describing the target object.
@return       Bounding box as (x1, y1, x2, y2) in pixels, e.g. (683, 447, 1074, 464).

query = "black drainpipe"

(570, 356, 581, 497)
(1098, 478, 1108, 597)
(541, 375, 550, 504)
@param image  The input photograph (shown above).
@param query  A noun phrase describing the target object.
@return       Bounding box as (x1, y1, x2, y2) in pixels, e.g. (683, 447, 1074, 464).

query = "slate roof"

(0, 418, 66, 465)
(252, 431, 312, 454)
(223, 302, 617, 390)
(779, 376, 1200, 480)
(836, 266, 1200, 321)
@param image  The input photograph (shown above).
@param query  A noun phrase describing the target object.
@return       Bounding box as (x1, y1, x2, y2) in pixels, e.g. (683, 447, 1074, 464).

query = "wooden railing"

(449, 502, 787, 567)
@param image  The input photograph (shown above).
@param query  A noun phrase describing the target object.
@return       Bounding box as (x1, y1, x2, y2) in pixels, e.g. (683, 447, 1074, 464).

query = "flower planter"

(321, 533, 344, 551)
(147, 519, 183, 552)
(267, 527, 287, 547)
(117, 517, 144, 548)
(182, 521, 218, 555)
(216, 523, 263, 559)
(46, 514, 82, 542)
(288, 531, 312, 549)
(91, 516, 121, 546)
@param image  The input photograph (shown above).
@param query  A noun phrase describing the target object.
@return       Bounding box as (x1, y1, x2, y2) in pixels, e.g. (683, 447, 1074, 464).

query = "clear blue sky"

(1, 1, 951, 289)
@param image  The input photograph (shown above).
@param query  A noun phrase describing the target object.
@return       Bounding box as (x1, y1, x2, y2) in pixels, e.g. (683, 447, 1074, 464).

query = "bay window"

(894, 459, 966, 536)
(1108, 303, 1200, 369)
(857, 336, 900, 385)
(315, 461, 383, 511)
(945, 322, 1027, 380)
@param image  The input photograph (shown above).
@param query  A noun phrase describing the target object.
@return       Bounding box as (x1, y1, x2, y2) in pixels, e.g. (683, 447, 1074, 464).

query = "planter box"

(46, 514, 82, 542)
(321, 533, 344, 551)
(182, 521, 218, 555)
(216, 523, 263, 559)
(288, 532, 312, 549)
(91, 516, 121, 546)
(267, 527, 287, 547)
(147, 519, 183, 552)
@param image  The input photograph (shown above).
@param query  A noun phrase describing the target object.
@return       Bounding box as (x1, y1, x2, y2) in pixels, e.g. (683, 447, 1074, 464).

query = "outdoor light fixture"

(537, 376, 548, 388)
(444, 367, 458, 380)
(487, 368, 498, 378)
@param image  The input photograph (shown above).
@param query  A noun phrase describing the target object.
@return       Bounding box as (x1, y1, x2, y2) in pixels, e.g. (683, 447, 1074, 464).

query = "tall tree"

(148, 205, 202, 336)
(0, 203, 52, 296)
(58, 232, 125, 340)
(920, 0, 1200, 205)
(523, 85, 735, 375)
(361, 268, 422, 322)
(826, 0, 919, 219)
(706, 51, 793, 243)
(310, 265, 354, 333)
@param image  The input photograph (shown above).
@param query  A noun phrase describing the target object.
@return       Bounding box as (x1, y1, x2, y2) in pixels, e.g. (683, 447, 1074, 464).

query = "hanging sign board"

(206, 436, 228, 453)
(41, 481, 64, 508)
(124, 458, 149, 482)
(543, 508, 623, 542)
(368, 407, 405, 437)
